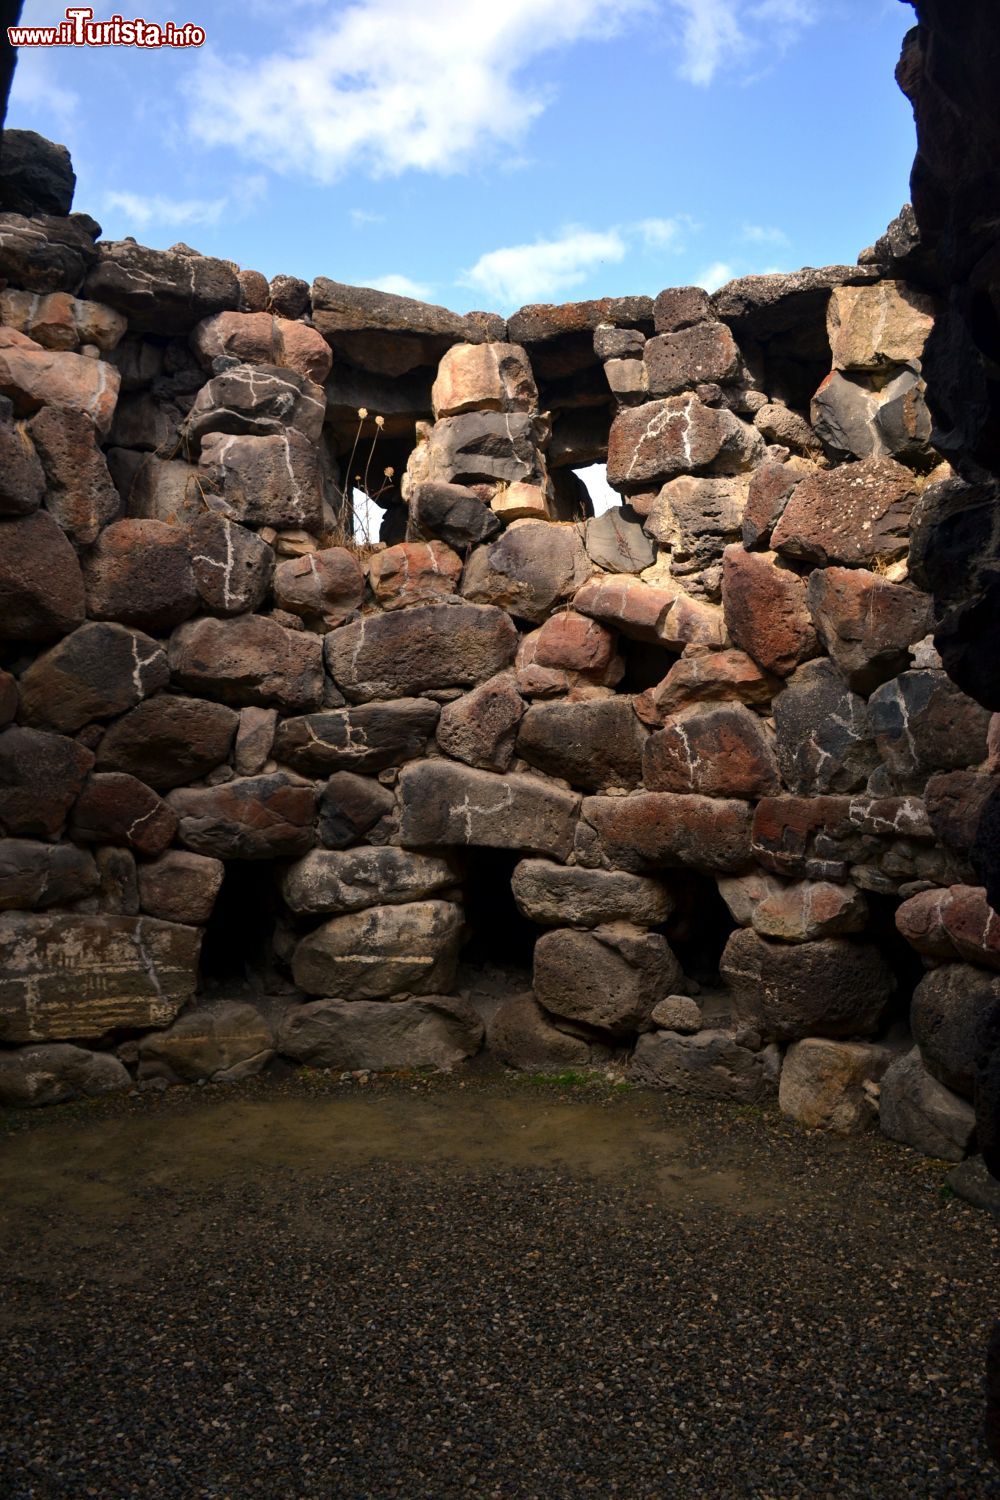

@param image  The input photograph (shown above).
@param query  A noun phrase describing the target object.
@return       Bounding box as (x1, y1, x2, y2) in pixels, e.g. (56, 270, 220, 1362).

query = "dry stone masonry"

(0, 128, 996, 1166)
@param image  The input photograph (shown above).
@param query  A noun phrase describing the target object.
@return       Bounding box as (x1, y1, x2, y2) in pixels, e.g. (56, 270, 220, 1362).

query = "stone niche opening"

(198, 860, 288, 994)
(663, 872, 738, 989)
(457, 848, 539, 974)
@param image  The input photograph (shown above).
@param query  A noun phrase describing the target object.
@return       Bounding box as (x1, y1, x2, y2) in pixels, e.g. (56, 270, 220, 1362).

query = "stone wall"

(0, 130, 997, 1162)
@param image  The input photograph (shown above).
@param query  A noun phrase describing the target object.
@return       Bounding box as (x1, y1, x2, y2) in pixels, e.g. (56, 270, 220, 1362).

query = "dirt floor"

(1, 1068, 998, 1498)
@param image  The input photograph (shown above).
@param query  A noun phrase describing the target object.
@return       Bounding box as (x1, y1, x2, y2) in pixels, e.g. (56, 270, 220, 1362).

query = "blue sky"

(9, 0, 917, 316)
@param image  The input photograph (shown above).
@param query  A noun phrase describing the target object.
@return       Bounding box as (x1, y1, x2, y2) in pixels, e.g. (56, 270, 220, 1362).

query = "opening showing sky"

(9, 0, 916, 315)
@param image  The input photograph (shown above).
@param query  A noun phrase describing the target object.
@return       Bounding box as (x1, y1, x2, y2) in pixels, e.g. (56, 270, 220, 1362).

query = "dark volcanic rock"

(461, 522, 593, 625)
(186, 514, 275, 617)
(719, 928, 895, 1041)
(325, 603, 517, 703)
(137, 850, 224, 925)
(84, 519, 199, 632)
(0, 401, 45, 517)
(169, 615, 325, 713)
(398, 761, 579, 861)
(274, 700, 440, 776)
(770, 456, 919, 567)
(643, 703, 780, 800)
(869, 670, 992, 783)
(511, 860, 673, 929)
(0, 839, 99, 912)
(278, 995, 482, 1071)
(167, 773, 317, 860)
(806, 567, 934, 694)
(0, 511, 85, 641)
(533, 923, 682, 1035)
(407, 481, 501, 549)
(516, 698, 647, 792)
(28, 406, 119, 546)
(83, 240, 241, 334)
(0, 211, 99, 295)
(317, 773, 395, 850)
(721, 545, 817, 677)
(436, 675, 526, 773)
(0, 728, 93, 839)
(95, 695, 239, 791)
(69, 773, 177, 856)
(16, 623, 169, 735)
(772, 659, 878, 795)
(911, 962, 1000, 1100)
(577, 793, 752, 875)
(0, 130, 75, 215)
(291, 900, 464, 1000)
(310, 278, 485, 375)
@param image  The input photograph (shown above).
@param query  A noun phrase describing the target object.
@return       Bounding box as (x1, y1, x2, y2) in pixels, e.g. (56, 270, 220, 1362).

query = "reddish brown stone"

(607, 395, 763, 492)
(0, 671, 17, 727)
(897, 885, 1000, 971)
(577, 793, 753, 875)
(635, 647, 778, 725)
(806, 567, 934, 694)
(84, 519, 198, 632)
(0, 328, 120, 434)
(722, 545, 817, 677)
(643, 322, 740, 396)
(0, 839, 100, 912)
(317, 773, 395, 850)
(27, 406, 119, 546)
(516, 697, 648, 792)
(137, 850, 225, 925)
(0, 406, 45, 516)
(325, 603, 517, 703)
(770, 456, 919, 566)
(573, 573, 676, 644)
(95, 695, 239, 791)
(233, 707, 278, 777)
(924, 770, 996, 858)
(167, 773, 317, 860)
(750, 795, 862, 879)
(191, 311, 332, 384)
(273, 699, 439, 776)
(0, 510, 85, 641)
(70, 772, 177, 855)
(643, 703, 780, 799)
(0, 727, 93, 838)
(16, 623, 169, 735)
(751, 880, 868, 943)
(169, 614, 325, 712)
(368, 541, 463, 611)
(742, 460, 804, 550)
(894, 886, 956, 961)
(524, 610, 621, 678)
(869, 670, 991, 783)
(461, 522, 593, 625)
(653, 286, 710, 333)
(273, 547, 366, 629)
(436, 674, 526, 772)
(720, 928, 895, 1040)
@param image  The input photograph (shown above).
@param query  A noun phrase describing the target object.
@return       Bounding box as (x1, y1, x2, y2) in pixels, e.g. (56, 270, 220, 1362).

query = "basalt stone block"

(721, 546, 817, 678)
(28, 406, 119, 546)
(436, 674, 526, 772)
(123, 454, 202, 527)
(653, 286, 711, 333)
(750, 795, 855, 879)
(187, 514, 275, 617)
(70, 773, 177, 856)
(628, 1030, 778, 1103)
(896, 885, 1000, 971)
(772, 660, 877, 795)
(778, 1037, 897, 1133)
(573, 573, 725, 651)
(879, 1047, 976, 1162)
(310, 278, 484, 375)
(827, 280, 934, 372)
(137, 998, 275, 1085)
(292, 900, 464, 1000)
(325, 602, 517, 702)
(84, 519, 198, 632)
(583, 506, 656, 576)
(869, 671, 991, 784)
(407, 481, 501, 549)
(0, 913, 201, 1043)
(643, 321, 741, 396)
(368, 541, 463, 611)
(0, 328, 120, 435)
(0, 211, 99, 295)
(742, 460, 805, 550)
(606, 395, 764, 492)
(644, 475, 747, 576)
(83, 240, 240, 334)
(198, 429, 324, 532)
(753, 404, 823, 460)
(169, 615, 325, 713)
(398, 762, 579, 861)
(0, 839, 99, 912)
(716, 870, 786, 926)
(167, 773, 317, 860)
(635, 648, 777, 725)
(417, 411, 545, 489)
(511, 859, 673, 929)
(0, 728, 93, 839)
(16, 623, 169, 735)
(806, 567, 933, 695)
(515, 612, 623, 698)
(911, 964, 1000, 1100)
(317, 772, 395, 850)
(137, 850, 224, 925)
(183, 363, 326, 450)
(461, 522, 593, 625)
(273, 548, 365, 629)
(751, 880, 868, 943)
(924, 771, 996, 861)
(0, 510, 85, 641)
(719, 928, 895, 1041)
(191, 312, 332, 385)
(533, 923, 681, 1036)
(278, 994, 483, 1071)
(273, 699, 440, 776)
(873, 368, 934, 467)
(431, 342, 538, 418)
(0, 1043, 131, 1107)
(577, 793, 752, 876)
(282, 848, 457, 916)
(233, 708, 277, 777)
(0, 405, 45, 517)
(650, 995, 702, 1032)
(487, 991, 610, 1072)
(810, 370, 881, 462)
(770, 456, 919, 566)
(643, 703, 780, 800)
(516, 697, 648, 792)
(0, 130, 75, 216)
(95, 695, 239, 791)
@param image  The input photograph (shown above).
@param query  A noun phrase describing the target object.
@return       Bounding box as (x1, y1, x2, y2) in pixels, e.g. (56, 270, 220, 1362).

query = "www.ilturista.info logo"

(8, 7, 205, 47)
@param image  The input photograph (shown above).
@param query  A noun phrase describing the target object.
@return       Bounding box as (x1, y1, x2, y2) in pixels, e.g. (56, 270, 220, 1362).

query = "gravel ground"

(1, 1068, 999, 1499)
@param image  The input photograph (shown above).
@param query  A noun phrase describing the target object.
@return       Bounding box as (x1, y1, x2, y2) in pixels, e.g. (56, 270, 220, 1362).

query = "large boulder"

(576, 793, 752, 875)
(169, 615, 325, 713)
(770, 456, 919, 566)
(166, 773, 317, 860)
(516, 611, 623, 699)
(69, 772, 177, 856)
(137, 1000, 275, 1085)
(643, 475, 747, 577)
(0, 913, 200, 1042)
(325, 602, 517, 702)
(0, 130, 75, 216)
(0, 1042, 130, 1108)
(198, 429, 324, 531)
(83, 240, 240, 333)
(409, 411, 546, 490)
(721, 545, 817, 677)
(879, 1047, 976, 1162)
(911, 963, 1000, 1100)
(628, 1030, 778, 1103)
(896, 885, 1000, 971)
(511, 860, 673, 928)
(0, 328, 119, 435)
(487, 991, 611, 1072)
(278, 995, 483, 1071)
(84, 519, 199, 632)
(397, 761, 579, 861)
(642, 703, 780, 799)
(460, 522, 593, 624)
(16, 623, 168, 734)
(806, 567, 934, 695)
(0, 728, 93, 839)
(772, 659, 877, 795)
(778, 1037, 897, 1133)
(310, 277, 485, 374)
(95, 695, 239, 791)
(827, 281, 934, 371)
(719, 928, 895, 1040)
(869, 670, 992, 784)
(282, 848, 457, 916)
(0, 510, 85, 640)
(0, 211, 99, 295)
(516, 698, 647, 792)
(183, 362, 325, 448)
(191, 311, 332, 384)
(643, 321, 741, 395)
(533, 923, 681, 1035)
(431, 342, 538, 418)
(573, 573, 725, 650)
(750, 880, 868, 943)
(273, 699, 439, 776)
(0, 839, 99, 911)
(291, 900, 464, 1000)
(28, 405, 120, 545)
(607, 395, 763, 492)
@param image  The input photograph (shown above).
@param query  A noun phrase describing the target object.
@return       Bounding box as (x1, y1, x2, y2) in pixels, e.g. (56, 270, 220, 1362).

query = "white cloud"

(635, 216, 691, 251)
(349, 209, 385, 227)
(366, 274, 433, 299)
(460, 228, 627, 308)
(671, 0, 816, 86)
(694, 260, 735, 292)
(186, 0, 651, 182)
(742, 223, 789, 246)
(103, 175, 266, 230)
(8, 51, 78, 126)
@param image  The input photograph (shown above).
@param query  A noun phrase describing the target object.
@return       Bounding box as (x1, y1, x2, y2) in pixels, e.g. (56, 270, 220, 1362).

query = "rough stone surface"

(635, 648, 777, 724)
(644, 322, 740, 396)
(28, 406, 119, 545)
(911, 962, 1000, 1100)
(186, 514, 275, 617)
(828, 281, 934, 371)
(326, 603, 517, 702)
(282, 849, 457, 916)
(0, 913, 200, 1042)
(721, 546, 817, 677)
(742, 460, 805, 550)
(896, 884, 1000, 971)
(84, 519, 198, 632)
(583, 508, 656, 575)
(136, 850, 225, 925)
(0, 839, 99, 912)
(772, 660, 877, 795)
(0, 329, 120, 435)
(487, 991, 608, 1072)
(516, 612, 622, 699)
(533, 923, 681, 1036)
(316, 773, 395, 850)
(83, 240, 240, 334)
(806, 568, 934, 694)
(461, 523, 593, 625)
(643, 703, 780, 800)
(511, 860, 673, 929)
(137, 999, 275, 1085)
(779, 1038, 896, 1133)
(368, 541, 463, 611)
(278, 994, 483, 1071)
(431, 342, 537, 418)
(517, 698, 647, 792)
(436, 675, 525, 772)
(628, 1030, 778, 1102)
(751, 880, 868, 943)
(292, 900, 464, 1000)
(167, 774, 317, 860)
(869, 671, 992, 784)
(607, 396, 763, 492)
(649, 995, 702, 1032)
(644, 476, 747, 577)
(273, 548, 366, 629)
(407, 481, 501, 550)
(0, 728, 93, 839)
(398, 762, 579, 861)
(0, 1041, 131, 1107)
(95, 695, 239, 791)
(0, 510, 85, 641)
(69, 772, 177, 856)
(233, 707, 278, 777)
(719, 928, 895, 1040)
(169, 615, 325, 713)
(274, 699, 439, 776)
(191, 312, 332, 384)
(879, 1047, 976, 1162)
(577, 793, 752, 875)
(199, 430, 323, 532)
(770, 457, 919, 566)
(16, 623, 168, 735)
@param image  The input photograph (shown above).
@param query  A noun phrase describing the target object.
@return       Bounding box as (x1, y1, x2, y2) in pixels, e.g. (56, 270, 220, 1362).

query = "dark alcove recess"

(663, 872, 738, 988)
(198, 861, 287, 993)
(457, 849, 539, 974)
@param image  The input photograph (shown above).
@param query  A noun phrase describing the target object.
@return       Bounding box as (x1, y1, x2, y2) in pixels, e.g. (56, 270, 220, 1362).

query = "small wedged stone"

(533, 923, 681, 1036)
(292, 900, 464, 1000)
(16, 623, 169, 735)
(169, 615, 325, 713)
(137, 1000, 276, 1085)
(274, 699, 439, 776)
(398, 761, 579, 861)
(166, 773, 317, 860)
(282, 848, 457, 915)
(278, 995, 483, 1072)
(137, 850, 224, 925)
(719, 928, 895, 1041)
(0, 1043, 130, 1107)
(583, 507, 655, 574)
(511, 860, 672, 928)
(635, 648, 777, 724)
(879, 1046, 976, 1161)
(751, 880, 868, 943)
(325, 602, 517, 703)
